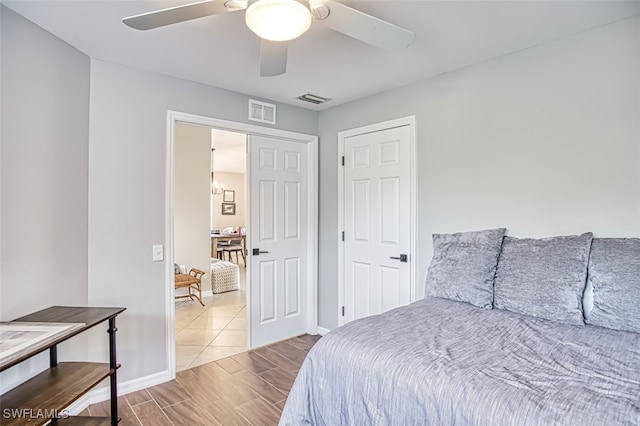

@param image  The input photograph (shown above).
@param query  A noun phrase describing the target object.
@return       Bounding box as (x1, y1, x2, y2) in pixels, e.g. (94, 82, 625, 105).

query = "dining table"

(211, 233, 247, 259)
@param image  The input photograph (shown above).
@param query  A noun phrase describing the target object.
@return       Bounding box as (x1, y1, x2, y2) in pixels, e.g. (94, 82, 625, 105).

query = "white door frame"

(165, 110, 318, 379)
(337, 116, 417, 327)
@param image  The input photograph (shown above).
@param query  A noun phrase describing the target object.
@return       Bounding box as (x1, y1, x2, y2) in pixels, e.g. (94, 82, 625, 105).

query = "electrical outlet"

(152, 244, 164, 262)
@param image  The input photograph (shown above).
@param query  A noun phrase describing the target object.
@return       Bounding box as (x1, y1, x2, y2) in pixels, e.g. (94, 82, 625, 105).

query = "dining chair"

(211, 233, 227, 260)
(222, 227, 246, 266)
(215, 243, 225, 260)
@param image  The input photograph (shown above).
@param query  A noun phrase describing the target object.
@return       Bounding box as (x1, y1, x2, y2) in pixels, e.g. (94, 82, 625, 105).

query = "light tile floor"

(175, 264, 247, 371)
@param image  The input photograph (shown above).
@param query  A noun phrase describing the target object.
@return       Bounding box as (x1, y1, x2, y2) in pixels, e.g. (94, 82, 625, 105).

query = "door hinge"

(341, 156, 345, 166)
(341, 306, 345, 316)
(341, 231, 345, 241)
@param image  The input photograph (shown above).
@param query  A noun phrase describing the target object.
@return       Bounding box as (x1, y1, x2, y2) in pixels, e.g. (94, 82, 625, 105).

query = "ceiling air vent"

(249, 99, 276, 125)
(296, 93, 331, 105)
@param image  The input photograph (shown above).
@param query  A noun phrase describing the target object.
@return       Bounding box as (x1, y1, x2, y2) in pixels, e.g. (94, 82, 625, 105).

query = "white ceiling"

(3, 1, 639, 111)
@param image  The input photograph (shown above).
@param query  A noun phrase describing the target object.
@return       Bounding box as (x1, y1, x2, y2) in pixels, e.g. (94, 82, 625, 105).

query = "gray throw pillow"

(587, 238, 640, 333)
(425, 228, 506, 309)
(494, 233, 593, 325)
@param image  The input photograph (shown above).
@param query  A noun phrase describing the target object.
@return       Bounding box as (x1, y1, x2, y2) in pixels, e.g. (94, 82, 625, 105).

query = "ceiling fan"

(123, 0, 415, 77)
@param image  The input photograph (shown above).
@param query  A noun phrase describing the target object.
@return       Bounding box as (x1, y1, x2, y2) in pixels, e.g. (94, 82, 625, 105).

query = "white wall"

(317, 16, 640, 330)
(87, 59, 317, 382)
(212, 172, 246, 231)
(174, 123, 211, 290)
(0, 6, 90, 392)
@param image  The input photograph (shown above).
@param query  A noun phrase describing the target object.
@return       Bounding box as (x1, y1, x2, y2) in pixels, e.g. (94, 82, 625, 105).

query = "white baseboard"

(66, 369, 172, 414)
(317, 326, 331, 336)
(202, 289, 213, 298)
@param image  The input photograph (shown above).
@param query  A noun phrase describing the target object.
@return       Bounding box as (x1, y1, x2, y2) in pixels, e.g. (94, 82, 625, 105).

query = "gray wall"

(317, 15, 640, 330)
(1, 5, 317, 389)
(86, 59, 318, 381)
(0, 5, 90, 391)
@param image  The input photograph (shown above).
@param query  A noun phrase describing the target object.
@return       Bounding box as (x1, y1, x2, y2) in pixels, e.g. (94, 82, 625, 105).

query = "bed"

(280, 230, 640, 425)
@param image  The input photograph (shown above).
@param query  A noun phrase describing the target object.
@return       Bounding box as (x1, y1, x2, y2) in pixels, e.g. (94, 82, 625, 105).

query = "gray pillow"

(587, 238, 640, 333)
(494, 233, 593, 325)
(425, 228, 506, 309)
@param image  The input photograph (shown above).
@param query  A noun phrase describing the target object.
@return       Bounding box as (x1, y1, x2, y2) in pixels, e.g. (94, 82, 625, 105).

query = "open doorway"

(173, 123, 248, 371)
(165, 110, 318, 380)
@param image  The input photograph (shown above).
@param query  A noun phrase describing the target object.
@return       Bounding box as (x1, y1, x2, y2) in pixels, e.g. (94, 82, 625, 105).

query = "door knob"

(390, 254, 408, 262)
(252, 248, 270, 256)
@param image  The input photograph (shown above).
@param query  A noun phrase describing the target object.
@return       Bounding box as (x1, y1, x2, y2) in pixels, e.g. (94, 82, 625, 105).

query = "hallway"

(175, 267, 247, 371)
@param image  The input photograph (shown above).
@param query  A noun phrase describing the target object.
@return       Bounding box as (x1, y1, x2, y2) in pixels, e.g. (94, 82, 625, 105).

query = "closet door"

(343, 125, 412, 323)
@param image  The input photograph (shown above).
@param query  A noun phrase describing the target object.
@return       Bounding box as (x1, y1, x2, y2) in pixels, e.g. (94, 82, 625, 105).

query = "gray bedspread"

(280, 298, 640, 425)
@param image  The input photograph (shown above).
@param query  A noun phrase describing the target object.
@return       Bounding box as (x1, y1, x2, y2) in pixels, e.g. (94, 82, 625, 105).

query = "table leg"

(211, 236, 218, 258)
(108, 317, 119, 425)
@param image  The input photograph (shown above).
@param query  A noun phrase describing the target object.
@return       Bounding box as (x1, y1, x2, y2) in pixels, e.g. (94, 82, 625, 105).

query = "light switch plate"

(152, 244, 164, 262)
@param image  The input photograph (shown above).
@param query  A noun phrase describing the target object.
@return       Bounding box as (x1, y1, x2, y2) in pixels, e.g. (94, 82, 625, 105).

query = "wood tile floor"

(83, 334, 320, 425)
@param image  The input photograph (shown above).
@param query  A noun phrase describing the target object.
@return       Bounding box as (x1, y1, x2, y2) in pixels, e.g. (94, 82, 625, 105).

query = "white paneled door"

(249, 135, 308, 348)
(343, 124, 412, 324)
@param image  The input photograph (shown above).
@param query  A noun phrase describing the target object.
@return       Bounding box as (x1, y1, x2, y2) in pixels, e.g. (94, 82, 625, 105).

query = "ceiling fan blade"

(259, 40, 289, 77)
(123, 0, 232, 30)
(319, 1, 414, 50)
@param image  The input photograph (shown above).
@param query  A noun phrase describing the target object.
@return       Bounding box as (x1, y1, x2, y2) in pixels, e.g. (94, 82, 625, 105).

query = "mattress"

(280, 298, 640, 425)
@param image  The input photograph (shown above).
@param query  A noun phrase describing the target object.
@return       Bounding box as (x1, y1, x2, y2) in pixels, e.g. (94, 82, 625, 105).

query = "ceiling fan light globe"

(246, 0, 312, 42)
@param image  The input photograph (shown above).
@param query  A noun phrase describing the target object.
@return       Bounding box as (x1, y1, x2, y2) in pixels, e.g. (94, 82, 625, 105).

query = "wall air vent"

(296, 93, 331, 105)
(249, 99, 276, 125)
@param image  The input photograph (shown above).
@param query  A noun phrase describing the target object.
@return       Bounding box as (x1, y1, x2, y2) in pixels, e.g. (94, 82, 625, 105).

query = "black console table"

(0, 306, 125, 425)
